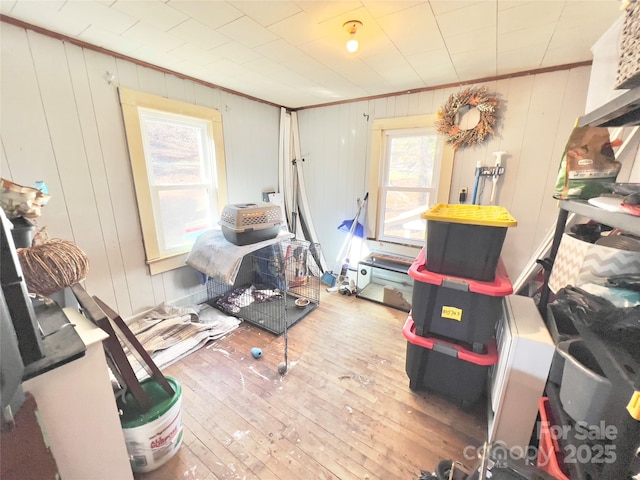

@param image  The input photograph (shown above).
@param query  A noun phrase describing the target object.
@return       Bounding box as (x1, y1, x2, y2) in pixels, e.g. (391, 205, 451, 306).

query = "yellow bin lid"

(422, 204, 517, 227)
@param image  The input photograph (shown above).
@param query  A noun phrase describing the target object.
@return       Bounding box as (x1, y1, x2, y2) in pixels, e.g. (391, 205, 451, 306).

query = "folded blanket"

(123, 302, 241, 379)
(185, 228, 294, 285)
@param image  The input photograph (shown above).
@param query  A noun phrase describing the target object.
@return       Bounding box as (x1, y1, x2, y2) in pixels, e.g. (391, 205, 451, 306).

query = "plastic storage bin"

(409, 248, 512, 344)
(537, 397, 570, 480)
(556, 339, 612, 426)
(422, 204, 517, 281)
(402, 316, 498, 403)
(546, 304, 580, 386)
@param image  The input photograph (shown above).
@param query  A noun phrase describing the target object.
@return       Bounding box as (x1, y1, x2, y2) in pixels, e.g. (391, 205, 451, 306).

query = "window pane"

(388, 135, 437, 188)
(144, 118, 208, 186)
(120, 88, 227, 271)
(382, 190, 430, 241)
(157, 188, 213, 251)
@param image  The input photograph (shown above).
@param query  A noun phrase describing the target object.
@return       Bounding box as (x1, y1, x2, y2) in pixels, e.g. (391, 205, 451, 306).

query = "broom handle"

(341, 193, 368, 263)
(332, 198, 363, 273)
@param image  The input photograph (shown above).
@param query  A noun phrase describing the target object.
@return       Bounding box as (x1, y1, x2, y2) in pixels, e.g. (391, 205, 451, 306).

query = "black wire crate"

(206, 239, 321, 335)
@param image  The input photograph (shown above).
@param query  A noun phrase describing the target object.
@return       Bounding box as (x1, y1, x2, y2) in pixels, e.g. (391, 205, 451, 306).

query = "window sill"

(147, 252, 189, 275)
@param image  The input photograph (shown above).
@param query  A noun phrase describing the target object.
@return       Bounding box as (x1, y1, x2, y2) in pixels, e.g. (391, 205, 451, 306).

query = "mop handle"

(471, 160, 482, 205)
(490, 152, 506, 205)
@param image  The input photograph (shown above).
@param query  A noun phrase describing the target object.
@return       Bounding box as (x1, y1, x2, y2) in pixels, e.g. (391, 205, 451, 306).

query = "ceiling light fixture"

(343, 20, 363, 54)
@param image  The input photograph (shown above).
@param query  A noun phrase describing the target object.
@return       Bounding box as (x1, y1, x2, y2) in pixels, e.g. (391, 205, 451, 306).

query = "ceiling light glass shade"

(346, 38, 359, 53)
(343, 20, 362, 54)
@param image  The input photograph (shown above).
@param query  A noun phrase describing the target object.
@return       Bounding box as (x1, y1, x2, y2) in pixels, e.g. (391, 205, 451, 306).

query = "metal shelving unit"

(577, 86, 640, 127)
(537, 85, 640, 479)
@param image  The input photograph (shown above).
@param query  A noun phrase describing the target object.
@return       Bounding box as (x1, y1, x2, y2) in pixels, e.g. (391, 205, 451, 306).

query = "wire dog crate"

(206, 239, 321, 335)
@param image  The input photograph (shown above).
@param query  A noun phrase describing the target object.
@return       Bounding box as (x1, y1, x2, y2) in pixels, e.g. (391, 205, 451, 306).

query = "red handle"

(402, 316, 498, 366)
(409, 248, 513, 296)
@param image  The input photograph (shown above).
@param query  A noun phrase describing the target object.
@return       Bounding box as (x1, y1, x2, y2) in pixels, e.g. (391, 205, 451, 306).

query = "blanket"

(185, 228, 293, 285)
(124, 302, 240, 379)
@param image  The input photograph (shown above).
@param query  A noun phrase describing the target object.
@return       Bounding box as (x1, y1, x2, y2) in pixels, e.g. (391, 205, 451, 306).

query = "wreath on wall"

(436, 86, 500, 150)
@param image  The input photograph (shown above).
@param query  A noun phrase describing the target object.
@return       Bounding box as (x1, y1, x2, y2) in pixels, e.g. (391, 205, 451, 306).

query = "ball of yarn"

(17, 231, 89, 296)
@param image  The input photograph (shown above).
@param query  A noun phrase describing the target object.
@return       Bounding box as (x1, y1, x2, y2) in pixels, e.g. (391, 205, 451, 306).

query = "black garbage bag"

(606, 273, 640, 292)
(553, 286, 640, 340)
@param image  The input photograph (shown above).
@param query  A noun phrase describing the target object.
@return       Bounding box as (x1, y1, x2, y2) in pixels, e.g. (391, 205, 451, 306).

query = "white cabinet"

(22, 308, 133, 480)
(488, 295, 555, 452)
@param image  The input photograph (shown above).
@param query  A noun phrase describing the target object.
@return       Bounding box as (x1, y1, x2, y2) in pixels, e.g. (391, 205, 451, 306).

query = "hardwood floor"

(135, 289, 488, 480)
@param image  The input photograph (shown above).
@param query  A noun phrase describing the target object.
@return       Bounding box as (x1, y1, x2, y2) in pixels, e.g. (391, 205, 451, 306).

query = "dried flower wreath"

(436, 86, 499, 150)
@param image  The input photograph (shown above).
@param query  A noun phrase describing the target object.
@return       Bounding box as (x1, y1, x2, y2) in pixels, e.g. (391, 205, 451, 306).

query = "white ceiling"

(0, 0, 623, 108)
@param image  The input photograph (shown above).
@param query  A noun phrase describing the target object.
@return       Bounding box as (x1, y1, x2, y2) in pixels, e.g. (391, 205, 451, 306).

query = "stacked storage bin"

(402, 204, 517, 404)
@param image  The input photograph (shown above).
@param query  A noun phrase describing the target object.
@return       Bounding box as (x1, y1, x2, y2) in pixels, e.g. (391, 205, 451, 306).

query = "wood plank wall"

(3, 21, 635, 317)
(296, 67, 597, 280)
(0, 23, 280, 318)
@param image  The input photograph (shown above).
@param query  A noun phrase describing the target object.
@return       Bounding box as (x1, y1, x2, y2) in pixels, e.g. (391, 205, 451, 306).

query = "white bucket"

(118, 376, 183, 473)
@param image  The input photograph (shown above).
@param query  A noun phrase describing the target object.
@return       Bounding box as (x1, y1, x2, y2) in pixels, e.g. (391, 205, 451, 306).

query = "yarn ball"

(17, 234, 89, 296)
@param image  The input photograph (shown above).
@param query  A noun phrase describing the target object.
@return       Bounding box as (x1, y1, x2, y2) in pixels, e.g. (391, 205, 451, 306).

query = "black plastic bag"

(553, 286, 640, 335)
(606, 273, 640, 292)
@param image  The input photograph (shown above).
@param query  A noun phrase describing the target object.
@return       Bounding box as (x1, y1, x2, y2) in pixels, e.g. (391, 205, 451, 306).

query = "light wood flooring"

(135, 289, 488, 480)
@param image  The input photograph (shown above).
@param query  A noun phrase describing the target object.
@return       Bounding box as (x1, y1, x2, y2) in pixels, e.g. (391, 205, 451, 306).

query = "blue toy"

(251, 347, 263, 359)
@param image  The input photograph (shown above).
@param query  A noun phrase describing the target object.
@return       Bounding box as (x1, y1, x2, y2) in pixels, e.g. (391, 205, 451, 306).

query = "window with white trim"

(368, 115, 453, 247)
(119, 88, 228, 274)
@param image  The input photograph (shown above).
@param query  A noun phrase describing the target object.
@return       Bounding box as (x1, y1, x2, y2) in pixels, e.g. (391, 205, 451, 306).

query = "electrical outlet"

(459, 186, 468, 204)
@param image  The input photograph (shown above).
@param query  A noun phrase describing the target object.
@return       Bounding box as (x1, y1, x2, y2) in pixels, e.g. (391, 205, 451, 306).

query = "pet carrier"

(219, 203, 282, 246)
(206, 239, 321, 335)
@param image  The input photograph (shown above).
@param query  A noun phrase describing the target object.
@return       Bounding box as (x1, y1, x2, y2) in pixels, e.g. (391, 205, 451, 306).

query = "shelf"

(22, 301, 86, 381)
(577, 85, 640, 127)
(558, 200, 640, 235)
(539, 73, 640, 480)
(549, 359, 640, 479)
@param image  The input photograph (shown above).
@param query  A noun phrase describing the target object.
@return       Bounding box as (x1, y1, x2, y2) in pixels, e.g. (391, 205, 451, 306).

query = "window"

(119, 88, 228, 274)
(368, 115, 454, 247)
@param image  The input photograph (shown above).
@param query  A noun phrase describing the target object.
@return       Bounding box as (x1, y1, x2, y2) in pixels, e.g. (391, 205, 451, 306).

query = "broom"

(321, 193, 367, 287)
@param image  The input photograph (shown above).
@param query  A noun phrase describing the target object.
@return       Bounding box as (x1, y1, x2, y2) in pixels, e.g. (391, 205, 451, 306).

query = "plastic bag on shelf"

(579, 282, 640, 307)
(606, 273, 640, 292)
(553, 287, 640, 354)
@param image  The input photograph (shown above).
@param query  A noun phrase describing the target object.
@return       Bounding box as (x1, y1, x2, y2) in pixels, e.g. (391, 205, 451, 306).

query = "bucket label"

(148, 410, 181, 461)
(151, 423, 179, 451)
(441, 306, 462, 321)
(124, 399, 182, 473)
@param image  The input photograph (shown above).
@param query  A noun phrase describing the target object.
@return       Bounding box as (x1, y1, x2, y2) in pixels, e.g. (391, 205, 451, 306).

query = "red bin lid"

(408, 248, 513, 296)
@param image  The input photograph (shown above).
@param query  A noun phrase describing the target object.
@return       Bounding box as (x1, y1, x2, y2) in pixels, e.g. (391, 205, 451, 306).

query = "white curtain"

(278, 108, 327, 273)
